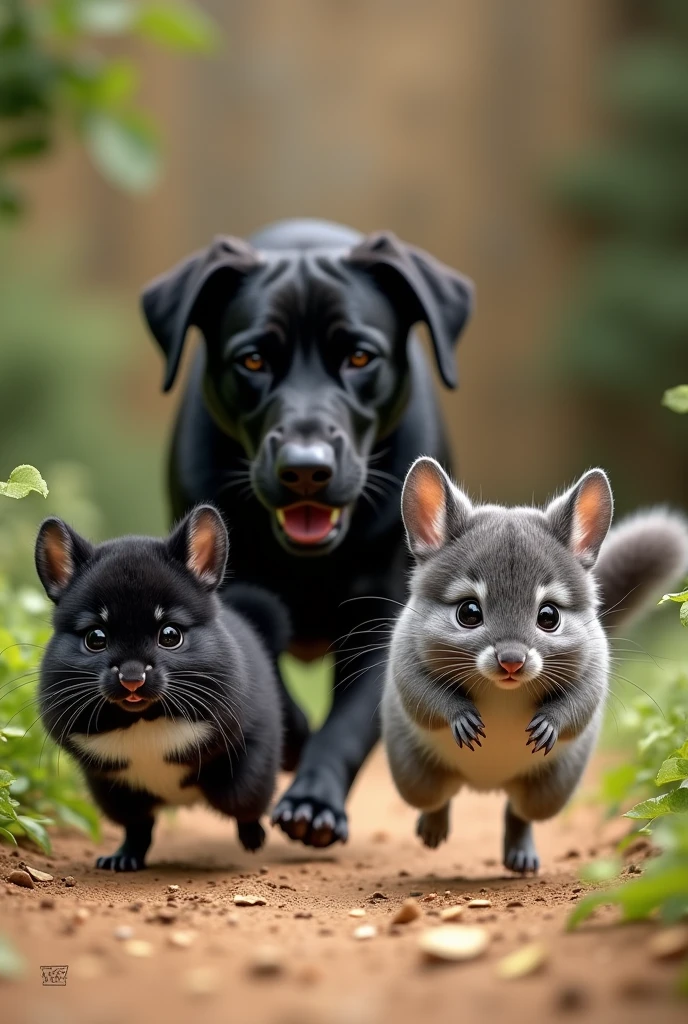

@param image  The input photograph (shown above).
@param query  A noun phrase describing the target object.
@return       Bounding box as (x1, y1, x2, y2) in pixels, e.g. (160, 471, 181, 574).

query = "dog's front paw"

(451, 709, 485, 751)
(272, 774, 348, 848)
(526, 713, 559, 755)
(96, 852, 145, 872)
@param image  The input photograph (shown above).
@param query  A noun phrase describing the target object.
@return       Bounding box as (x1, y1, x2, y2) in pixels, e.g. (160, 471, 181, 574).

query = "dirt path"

(1, 750, 685, 1024)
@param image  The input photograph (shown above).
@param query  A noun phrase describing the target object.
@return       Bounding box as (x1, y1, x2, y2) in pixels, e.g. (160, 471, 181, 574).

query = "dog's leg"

(272, 644, 384, 847)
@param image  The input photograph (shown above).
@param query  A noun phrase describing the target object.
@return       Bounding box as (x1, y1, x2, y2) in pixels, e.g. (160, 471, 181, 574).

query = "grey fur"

(382, 458, 688, 873)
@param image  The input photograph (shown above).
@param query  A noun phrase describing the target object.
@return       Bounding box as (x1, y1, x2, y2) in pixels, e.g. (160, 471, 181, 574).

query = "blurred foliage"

(0, 244, 166, 578)
(0, 579, 99, 852)
(0, 464, 47, 500)
(0, 0, 220, 215)
(549, 1, 688, 505)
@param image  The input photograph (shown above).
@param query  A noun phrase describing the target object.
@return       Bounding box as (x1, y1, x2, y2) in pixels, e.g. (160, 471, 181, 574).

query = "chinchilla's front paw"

(526, 712, 559, 755)
(451, 708, 485, 751)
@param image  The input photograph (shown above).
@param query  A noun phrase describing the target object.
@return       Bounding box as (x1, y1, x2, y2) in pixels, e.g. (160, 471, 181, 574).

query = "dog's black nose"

(276, 442, 335, 496)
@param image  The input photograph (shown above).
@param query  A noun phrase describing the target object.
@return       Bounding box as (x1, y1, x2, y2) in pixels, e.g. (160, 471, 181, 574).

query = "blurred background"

(2, 0, 687, 567)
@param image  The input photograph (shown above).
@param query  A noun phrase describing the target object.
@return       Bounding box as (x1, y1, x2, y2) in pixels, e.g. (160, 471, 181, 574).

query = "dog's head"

(142, 229, 473, 555)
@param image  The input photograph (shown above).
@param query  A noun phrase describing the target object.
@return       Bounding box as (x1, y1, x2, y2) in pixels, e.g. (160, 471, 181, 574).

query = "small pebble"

(124, 939, 153, 958)
(8, 870, 34, 890)
(234, 894, 266, 907)
(422, 893, 438, 902)
(369, 891, 388, 901)
(419, 925, 489, 962)
(294, 910, 312, 919)
(506, 900, 524, 909)
(169, 930, 195, 949)
(440, 906, 464, 922)
(349, 908, 366, 918)
(64, 876, 76, 888)
(39, 896, 55, 909)
(497, 942, 547, 980)
(168, 884, 180, 893)
(466, 899, 492, 908)
(647, 926, 688, 961)
(113, 926, 134, 941)
(73, 908, 90, 925)
(353, 925, 377, 940)
(391, 899, 421, 925)
(23, 864, 53, 883)
(248, 945, 284, 975)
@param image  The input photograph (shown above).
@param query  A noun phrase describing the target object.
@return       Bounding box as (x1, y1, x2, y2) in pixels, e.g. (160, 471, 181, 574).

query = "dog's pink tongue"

(281, 504, 333, 545)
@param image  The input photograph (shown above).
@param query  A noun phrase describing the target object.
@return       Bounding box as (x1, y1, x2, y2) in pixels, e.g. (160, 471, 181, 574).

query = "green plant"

(1, 0, 220, 215)
(0, 579, 99, 852)
(0, 463, 97, 851)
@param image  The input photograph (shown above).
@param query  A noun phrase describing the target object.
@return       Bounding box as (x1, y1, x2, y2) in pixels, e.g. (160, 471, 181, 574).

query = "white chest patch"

(413, 685, 569, 792)
(71, 718, 215, 806)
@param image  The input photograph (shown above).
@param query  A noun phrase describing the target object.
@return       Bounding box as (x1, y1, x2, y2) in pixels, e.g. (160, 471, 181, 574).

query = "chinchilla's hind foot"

(96, 851, 146, 872)
(416, 803, 450, 849)
(237, 819, 266, 852)
(503, 802, 539, 874)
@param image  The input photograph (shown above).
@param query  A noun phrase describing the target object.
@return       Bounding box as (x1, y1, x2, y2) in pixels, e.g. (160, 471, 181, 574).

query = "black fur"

(141, 218, 474, 847)
(35, 505, 283, 871)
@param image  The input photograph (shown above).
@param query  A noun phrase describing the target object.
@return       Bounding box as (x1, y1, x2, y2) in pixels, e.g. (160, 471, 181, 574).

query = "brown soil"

(1, 750, 685, 1024)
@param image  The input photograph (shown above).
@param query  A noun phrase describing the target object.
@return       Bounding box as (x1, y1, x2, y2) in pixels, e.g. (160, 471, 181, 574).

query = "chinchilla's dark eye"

(537, 603, 560, 632)
(158, 624, 183, 649)
(84, 628, 107, 652)
(457, 599, 483, 628)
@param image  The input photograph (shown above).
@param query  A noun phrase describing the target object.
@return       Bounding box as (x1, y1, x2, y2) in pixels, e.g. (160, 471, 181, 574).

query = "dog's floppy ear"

(346, 231, 474, 389)
(141, 236, 263, 392)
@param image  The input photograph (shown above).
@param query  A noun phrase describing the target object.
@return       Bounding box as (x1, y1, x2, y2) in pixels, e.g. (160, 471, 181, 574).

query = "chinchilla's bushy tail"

(595, 510, 688, 632)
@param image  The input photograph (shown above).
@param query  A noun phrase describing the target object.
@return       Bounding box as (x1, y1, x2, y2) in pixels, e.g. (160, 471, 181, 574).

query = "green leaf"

(662, 385, 688, 414)
(0, 827, 18, 846)
(681, 603, 688, 628)
(625, 787, 688, 820)
(83, 112, 160, 192)
(0, 465, 48, 500)
(0, 933, 25, 979)
(15, 815, 52, 854)
(136, 2, 219, 52)
(568, 862, 688, 929)
(658, 588, 688, 605)
(0, 770, 14, 788)
(74, 0, 135, 35)
(657, 758, 688, 786)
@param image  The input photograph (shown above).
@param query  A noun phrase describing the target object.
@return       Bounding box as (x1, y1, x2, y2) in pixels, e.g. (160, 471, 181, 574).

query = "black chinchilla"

(34, 504, 284, 871)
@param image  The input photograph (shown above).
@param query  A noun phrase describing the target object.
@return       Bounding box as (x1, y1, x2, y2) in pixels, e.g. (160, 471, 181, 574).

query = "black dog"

(141, 219, 473, 847)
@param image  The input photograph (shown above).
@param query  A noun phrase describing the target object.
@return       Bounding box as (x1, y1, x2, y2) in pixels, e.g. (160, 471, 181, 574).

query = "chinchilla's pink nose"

(498, 658, 525, 676)
(118, 662, 146, 691)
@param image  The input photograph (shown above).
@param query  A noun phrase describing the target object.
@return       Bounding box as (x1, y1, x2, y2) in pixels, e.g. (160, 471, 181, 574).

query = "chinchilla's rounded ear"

(141, 236, 263, 393)
(546, 469, 613, 569)
(167, 505, 228, 590)
(346, 231, 474, 389)
(35, 518, 94, 602)
(401, 457, 471, 559)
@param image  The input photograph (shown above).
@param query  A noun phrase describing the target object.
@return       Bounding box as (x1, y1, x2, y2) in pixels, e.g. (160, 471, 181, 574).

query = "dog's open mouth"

(275, 502, 343, 546)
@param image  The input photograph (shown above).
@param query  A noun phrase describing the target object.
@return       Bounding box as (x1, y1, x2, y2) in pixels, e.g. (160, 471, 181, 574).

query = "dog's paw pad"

(272, 797, 348, 848)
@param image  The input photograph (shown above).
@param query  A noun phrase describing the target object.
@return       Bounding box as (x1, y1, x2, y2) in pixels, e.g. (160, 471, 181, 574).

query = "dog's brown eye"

(84, 628, 107, 652)
(537, 604, 560, 631)
(242, 352, 265, 372)
(348, 350, 372, 369)
(457, 600, 483, 628)
(158, 624, 183, 649)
